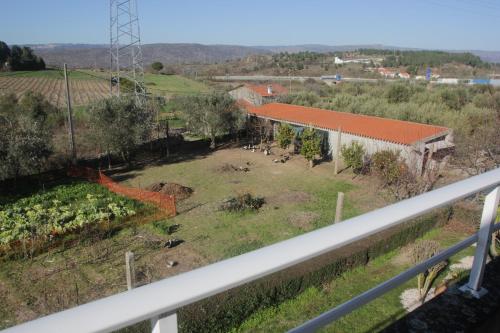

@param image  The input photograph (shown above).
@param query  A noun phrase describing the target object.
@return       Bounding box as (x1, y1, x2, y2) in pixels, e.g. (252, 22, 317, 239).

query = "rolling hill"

(28, 43, 500, 68)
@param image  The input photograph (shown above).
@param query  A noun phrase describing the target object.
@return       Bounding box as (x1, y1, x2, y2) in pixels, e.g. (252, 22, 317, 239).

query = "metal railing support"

(151, 313, 177, 333)
(288, 233, 479, 333)
(460, 186, 500, 298)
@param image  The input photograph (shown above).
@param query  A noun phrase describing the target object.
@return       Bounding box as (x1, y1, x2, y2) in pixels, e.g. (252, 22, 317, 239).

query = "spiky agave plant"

(408, 240, 448, 303)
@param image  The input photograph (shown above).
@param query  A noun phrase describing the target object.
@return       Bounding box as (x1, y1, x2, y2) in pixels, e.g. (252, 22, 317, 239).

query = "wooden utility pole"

(335, 192, 344, 223)
(63, 63, 77, 164)
(125, 251, 136, 290)
(334, 126, 342, 175)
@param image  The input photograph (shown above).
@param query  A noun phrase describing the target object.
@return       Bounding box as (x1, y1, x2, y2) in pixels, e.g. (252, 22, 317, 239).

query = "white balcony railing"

(2, 168, 500, 333)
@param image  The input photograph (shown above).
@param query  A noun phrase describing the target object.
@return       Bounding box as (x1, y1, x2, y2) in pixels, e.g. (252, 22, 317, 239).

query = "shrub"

(371, 150, 404, 185)
(439, 87, 469, 110)
(219, 193, 265, 212)
(151, 61, 164, 72)
(386, 84, 410, 103)
(341, 141, 365, 173)
(276, 123, 295, 149)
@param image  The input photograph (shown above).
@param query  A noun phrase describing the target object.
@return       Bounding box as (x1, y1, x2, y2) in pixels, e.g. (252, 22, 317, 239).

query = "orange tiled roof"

(246, 84, 288, 97)
(248, 103, 450, 145)
(236, 98, 257, 111)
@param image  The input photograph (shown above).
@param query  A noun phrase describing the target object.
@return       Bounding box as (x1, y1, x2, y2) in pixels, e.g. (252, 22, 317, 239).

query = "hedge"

(176, 208, 452, 332)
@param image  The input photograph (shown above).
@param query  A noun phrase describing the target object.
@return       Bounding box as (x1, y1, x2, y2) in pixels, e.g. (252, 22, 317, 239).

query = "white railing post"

(151, 313, 178, 333)
(460, 186, 500, 298)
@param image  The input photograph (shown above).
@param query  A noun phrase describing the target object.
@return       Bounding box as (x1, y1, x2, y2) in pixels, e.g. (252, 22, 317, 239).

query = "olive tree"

(0, 93, 54, 181)
(452, 106, 500, 175)
(88, 97, 154, 165)
(178, 92, 244, 149)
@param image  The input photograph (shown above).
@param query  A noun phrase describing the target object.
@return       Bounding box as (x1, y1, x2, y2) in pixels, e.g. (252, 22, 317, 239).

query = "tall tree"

(0, 42, 46, 71)
(0, 41, 10, 69)
(178, 92, 243, 149)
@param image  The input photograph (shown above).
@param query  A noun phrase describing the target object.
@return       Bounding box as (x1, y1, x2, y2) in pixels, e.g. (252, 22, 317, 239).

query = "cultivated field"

(0, 70, 210, 108)
(0, 76, 109, 107)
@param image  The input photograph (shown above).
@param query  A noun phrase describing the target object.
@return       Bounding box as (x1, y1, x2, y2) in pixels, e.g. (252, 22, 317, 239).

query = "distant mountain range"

(26, 43, 500, 68)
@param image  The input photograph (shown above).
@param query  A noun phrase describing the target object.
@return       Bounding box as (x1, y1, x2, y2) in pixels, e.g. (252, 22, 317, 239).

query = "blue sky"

(2, 0, 500, 50)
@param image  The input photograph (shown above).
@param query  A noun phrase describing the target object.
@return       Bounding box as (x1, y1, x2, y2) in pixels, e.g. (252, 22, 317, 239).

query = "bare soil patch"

(288, 211, 320, 230)
(145, 182, 193, 201)
(267, 191, 313, 206)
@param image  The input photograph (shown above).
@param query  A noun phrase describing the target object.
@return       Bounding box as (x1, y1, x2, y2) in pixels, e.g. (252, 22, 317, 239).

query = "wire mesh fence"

(67, 166, 176, 217)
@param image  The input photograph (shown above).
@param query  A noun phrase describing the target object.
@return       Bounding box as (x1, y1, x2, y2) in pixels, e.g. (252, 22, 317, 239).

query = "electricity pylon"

(109, 0, 146, 104)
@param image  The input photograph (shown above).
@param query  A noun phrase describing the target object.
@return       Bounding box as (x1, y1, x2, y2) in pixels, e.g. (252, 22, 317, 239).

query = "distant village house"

(398, 71, 410, 79)
(229, 83, 288, 106)
(377, 67, 397, 78)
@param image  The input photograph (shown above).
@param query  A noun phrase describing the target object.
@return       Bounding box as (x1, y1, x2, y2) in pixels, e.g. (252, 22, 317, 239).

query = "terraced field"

(0, 76, 109, 107)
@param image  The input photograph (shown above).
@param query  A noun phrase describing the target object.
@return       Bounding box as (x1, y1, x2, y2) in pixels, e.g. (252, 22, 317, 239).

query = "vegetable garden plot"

(0, 182, 142, 253)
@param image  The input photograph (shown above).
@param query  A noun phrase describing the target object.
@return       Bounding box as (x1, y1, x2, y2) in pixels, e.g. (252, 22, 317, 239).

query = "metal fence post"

(151, 313, 178, 333)
(460, 186, 500, 298)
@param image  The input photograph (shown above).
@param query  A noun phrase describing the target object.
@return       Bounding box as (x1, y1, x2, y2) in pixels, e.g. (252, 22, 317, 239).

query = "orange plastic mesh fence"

(67, 167, 176, 217)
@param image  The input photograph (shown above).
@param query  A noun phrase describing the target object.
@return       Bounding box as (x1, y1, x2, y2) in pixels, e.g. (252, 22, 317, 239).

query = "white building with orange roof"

(241, 102, 453, 174)
(229, 83, 288, 106)
(377, 67, 397, 78)
(398, 71, 411, 79)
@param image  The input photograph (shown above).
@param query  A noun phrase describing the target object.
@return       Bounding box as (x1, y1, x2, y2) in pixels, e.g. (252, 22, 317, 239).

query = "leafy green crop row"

(0, 182, 141, 245)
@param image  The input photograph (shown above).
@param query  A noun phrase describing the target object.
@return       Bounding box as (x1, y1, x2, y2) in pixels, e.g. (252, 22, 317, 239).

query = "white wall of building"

(254, 116, 451, 174)
(229, 87, 263, 105)
(326, 129, 424, 173)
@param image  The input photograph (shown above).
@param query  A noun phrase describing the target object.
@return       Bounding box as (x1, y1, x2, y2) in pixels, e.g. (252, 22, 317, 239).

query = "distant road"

(212, 75, 394, 83)
(212, 75, 500, 87)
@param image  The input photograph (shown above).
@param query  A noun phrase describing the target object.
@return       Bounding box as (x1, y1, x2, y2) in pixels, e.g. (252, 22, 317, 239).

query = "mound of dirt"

(216, 163, 250, 173)
(145, 183, 164, 192)
(145, 182, 193, 201)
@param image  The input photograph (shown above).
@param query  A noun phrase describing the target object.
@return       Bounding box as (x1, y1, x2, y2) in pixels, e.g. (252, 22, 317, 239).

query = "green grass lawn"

(144, 74, 209, 95)
(118, 148, 363, 262)
(231, 225, 477, 333)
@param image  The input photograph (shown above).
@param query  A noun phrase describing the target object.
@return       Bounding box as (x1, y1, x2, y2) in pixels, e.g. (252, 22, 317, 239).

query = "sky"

(1, 0, 500, 50)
